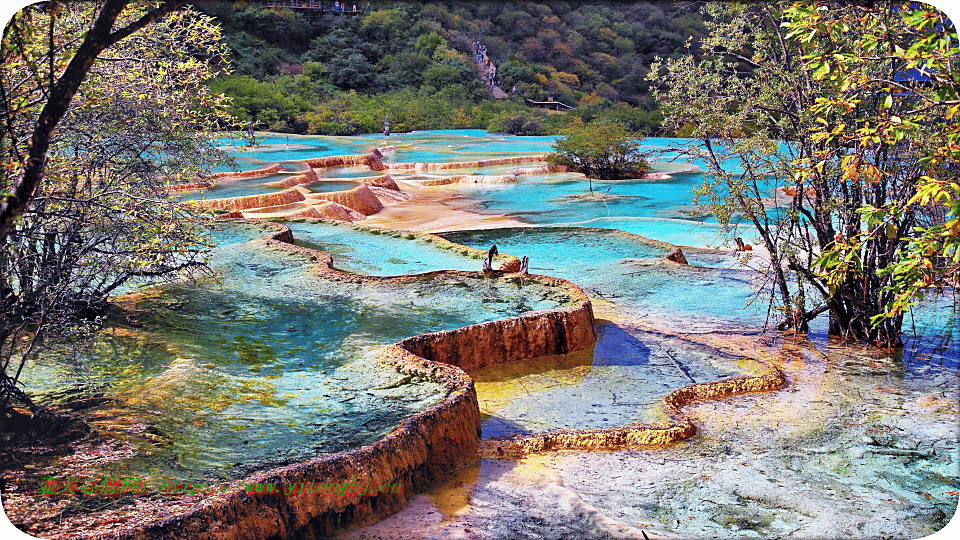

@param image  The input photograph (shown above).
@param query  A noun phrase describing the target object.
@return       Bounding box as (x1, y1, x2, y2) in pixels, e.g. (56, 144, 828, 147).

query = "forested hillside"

(197, 1, 706, 135)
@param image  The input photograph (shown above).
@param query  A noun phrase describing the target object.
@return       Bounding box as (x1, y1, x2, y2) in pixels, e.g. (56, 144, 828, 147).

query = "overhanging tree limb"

(0, 0, 184, 239)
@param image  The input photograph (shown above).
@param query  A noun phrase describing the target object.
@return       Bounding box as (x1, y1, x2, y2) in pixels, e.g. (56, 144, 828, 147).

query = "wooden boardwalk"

(262, 1, 364, 15)
(525, 99, 575, 111)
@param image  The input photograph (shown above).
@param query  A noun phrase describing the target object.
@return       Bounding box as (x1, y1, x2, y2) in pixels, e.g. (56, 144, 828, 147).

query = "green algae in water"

(20, 221, 576, 486)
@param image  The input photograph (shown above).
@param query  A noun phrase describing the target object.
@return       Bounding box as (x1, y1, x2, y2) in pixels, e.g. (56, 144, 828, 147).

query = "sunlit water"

(15, 131, 958, 537)
(443, 227, 769, 330)
(285, 220, 484, 276)
(22, 221, 575, 486)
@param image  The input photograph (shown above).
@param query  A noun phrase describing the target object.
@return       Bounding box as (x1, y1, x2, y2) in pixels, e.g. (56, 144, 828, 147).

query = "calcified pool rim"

(162, 149, 698, 220)
(77, 217, 795, 540)
(84, 218, 591, 540)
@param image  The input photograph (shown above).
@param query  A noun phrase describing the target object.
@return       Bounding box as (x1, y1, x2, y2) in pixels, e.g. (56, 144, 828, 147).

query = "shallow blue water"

(174, 173, 293, 201)
(285, 220, 483, 276)
(320, 167, 379, 179)
(23, 220, 576, 481)
(443, 226, 958, 377)
(217, 130, 558, 170)
(211, 131, 765, 249)
(24, 130, 959, 490)
(306, 180, 360, 193)
(443, 227, 768, 329)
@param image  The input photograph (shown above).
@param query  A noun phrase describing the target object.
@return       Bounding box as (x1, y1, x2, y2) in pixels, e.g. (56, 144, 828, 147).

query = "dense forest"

(195, 1, 707, 135)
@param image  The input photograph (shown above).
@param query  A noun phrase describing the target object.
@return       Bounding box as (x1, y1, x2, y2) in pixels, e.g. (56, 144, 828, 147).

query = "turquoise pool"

(22, 221, 576, 483)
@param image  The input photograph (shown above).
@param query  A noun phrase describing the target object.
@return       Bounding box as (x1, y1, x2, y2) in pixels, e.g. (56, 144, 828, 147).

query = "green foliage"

(487, 110, 547, 136)
(547, 119, 650, 182)
(571, 101, 663, 134)
(193, 1, 708, 134)
(209, 75, 317, 131)
(298, 89, 559, 135)
(1, 4, 234, 414)
(783, 2, 960, 326)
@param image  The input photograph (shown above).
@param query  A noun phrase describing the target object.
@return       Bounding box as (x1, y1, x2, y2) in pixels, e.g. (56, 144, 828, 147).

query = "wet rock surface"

(338, 334, 958, 539)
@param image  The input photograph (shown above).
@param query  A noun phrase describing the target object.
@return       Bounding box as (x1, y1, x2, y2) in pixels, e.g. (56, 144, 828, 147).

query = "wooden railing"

(261, 1, 364, 14)
(526, 98, 576, 111)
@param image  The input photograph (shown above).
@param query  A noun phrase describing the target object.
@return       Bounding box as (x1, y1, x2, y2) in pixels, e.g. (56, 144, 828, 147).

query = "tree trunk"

(828, 282, 904, 348)
(0, 0, 184, 239)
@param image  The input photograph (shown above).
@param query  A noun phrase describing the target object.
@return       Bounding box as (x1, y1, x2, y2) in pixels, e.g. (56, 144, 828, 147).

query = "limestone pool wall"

(309, 184, 384, 215)
(480, 360, 785, 457)
(98, 220, 598, 540)
(191, 187, 306, 211)
(210, 163, 284, 179)
(387, 155, 546, 171)
(301, 152, 388, 171)
(93, 215, 788, 539)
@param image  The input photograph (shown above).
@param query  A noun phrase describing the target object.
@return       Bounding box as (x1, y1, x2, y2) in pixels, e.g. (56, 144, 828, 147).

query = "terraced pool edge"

(85, 218, 791, 540)
(93, 220, 595, 540)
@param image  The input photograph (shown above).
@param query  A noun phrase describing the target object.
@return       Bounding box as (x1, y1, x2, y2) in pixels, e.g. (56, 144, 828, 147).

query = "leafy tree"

(1, 2, 231, 425)
(784, 2, 959, 334)
(649, 1, 957, 347)
(194, 0, 709, 129)
(0, 0, 185, 238)
(546, 119, 650, 188)
(487, 110, 546, 136)
(414, 31, 445, 57)
(209, 75, 316, 129)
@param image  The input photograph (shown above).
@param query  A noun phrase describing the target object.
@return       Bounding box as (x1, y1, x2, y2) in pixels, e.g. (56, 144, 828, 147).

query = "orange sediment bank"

(307, 184, 384, 215)
(170, 154, 539, 226)
(398, 295, 596, 373)
(387, 155, 546, 171)
(260, 167, 319, 187)
(362, 174, 400, 191)
(163, 180, 212, 193)
(211, 163, 284, 179)
(189, 187, 306, 211)
(165, 167, 311, 194)
(359, 180, 528, 233)
(299, 151, 388, 171)
(174, 153, 397, 218)
(479, 362, 784, 458)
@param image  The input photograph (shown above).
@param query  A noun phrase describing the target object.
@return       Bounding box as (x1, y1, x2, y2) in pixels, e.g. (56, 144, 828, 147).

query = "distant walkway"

(525, 98, 575, 111)
(473, 40, 508, 99)
(262, 1, 365, 15)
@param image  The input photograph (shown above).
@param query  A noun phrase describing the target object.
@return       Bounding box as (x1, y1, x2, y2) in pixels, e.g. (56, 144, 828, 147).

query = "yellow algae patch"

(732, 357, 772, 377)
(472, 347, 594, 419)
(511, 453, 567, 486)
(429, 462, 482, 518)
(99, 326, 150, 341)
(915, 394, 958, 415)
